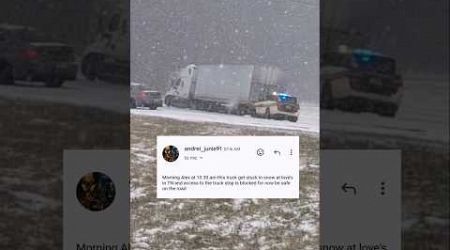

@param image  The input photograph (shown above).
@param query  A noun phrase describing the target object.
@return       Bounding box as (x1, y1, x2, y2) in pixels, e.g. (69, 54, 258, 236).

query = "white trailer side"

(194, 65, 254, 104)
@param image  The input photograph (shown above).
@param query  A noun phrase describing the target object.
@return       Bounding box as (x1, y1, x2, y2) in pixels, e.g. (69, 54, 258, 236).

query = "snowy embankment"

(131, 104, 319, 134)
(0, 98, 128, 249)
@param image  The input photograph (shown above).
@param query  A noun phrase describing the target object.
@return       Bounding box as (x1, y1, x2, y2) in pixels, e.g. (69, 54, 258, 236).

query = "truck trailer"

(165, 64, 299, 121)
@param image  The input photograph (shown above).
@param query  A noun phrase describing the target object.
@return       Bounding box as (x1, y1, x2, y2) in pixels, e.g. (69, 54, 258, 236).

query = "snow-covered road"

(133, 76, 447, 141)
(131, 105, 320, 133)
(1, 76, 447, 142)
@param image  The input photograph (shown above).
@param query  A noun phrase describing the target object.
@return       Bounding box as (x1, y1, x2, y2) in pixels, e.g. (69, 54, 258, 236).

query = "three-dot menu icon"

(381, 181, 386, 195)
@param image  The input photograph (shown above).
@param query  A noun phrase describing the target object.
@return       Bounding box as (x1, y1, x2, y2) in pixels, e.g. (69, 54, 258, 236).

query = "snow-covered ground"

(130, 115, 320, 249)
(131, 104, 319, 134)
(0, 98, 128, 249)
(2, 73, 446, 248)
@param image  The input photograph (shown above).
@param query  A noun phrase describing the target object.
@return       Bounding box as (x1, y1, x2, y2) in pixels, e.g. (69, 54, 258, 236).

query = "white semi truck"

(165, 64, 299, 122)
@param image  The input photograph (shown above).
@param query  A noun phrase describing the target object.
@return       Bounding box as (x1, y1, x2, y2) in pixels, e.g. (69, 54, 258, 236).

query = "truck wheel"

(264, 108, 271, 119)
(288, 116, 298, 122)
(165, 96, 173, 106)
(0, 63, 14, 85)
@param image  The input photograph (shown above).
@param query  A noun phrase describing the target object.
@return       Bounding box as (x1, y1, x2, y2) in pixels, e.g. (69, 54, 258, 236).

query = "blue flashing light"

(278, 93, 291, 102)
(353, 49, 376, 63)
(361, 56, 371, 62)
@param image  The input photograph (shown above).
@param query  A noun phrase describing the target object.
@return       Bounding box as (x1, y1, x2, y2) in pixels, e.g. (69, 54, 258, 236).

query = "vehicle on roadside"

(320, 47, 403, 117)
(131, 90, 163, 109)
(165, 64, 298, 121)
(253, 92, 299, 122)
(0, 24, 77, 87)
(320, 27, 403, 117)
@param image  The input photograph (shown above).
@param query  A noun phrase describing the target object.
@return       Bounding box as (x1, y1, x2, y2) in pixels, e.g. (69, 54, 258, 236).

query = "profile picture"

(76, 172, 115, 211)
(162, 145, 179, 162)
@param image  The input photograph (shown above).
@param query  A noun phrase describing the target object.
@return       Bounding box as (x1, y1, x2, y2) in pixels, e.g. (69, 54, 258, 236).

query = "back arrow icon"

(342, 183, 357, 195)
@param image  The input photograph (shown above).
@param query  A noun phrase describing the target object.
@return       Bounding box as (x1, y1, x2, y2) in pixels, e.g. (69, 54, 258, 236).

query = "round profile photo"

(162, 145, 179, 162)
(76, 172, 115, 211)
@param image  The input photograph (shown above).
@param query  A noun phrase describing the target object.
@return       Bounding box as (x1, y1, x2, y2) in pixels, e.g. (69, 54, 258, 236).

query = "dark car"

(0, 24, 77, 87)
(131, 90, 163, 109)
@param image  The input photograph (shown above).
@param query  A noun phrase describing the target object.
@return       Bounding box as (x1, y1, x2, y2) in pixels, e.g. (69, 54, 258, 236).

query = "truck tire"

(0, 63, 14, 85)
(165, 96, 173, 106)
(238, 105, 253, 116)
(287, 116, 298, 122)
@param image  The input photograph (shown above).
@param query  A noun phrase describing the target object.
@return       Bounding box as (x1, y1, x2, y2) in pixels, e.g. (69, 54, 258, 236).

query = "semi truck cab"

(166, 64, 196, 101)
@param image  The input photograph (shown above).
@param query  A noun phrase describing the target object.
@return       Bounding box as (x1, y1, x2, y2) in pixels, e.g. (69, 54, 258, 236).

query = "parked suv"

(0, 24, 77, 87)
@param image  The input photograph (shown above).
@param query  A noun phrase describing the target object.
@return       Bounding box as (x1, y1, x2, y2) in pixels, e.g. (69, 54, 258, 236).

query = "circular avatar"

(162, 145, 179, 162)
(76, 172, 115, 211)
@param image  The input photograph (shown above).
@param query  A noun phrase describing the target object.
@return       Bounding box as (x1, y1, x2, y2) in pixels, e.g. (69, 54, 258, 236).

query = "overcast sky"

(131, 0, 319, 103)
